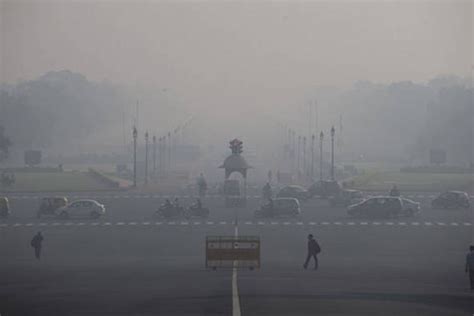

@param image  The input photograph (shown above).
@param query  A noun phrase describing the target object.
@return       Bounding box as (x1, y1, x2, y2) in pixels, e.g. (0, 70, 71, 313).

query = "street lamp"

(152, 135, 156, 179)
(331, 126, 335, 181)
(132, 126, 137, 187)
(303, 136, 306, 177)
(311, 134, 315, 180)
(145, 131, 149, 185)
(319, 131, 324, 180)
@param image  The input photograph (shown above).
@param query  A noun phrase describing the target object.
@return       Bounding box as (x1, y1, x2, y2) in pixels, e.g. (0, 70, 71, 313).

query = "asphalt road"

(0, 194, 473, 315)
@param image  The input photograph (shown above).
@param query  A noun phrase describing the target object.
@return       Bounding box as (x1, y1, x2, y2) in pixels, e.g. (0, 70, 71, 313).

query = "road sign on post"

(206, 236, 260, 270)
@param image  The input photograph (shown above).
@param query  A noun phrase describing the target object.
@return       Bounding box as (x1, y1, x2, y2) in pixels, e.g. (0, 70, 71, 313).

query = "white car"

(56, 199, 105, 219)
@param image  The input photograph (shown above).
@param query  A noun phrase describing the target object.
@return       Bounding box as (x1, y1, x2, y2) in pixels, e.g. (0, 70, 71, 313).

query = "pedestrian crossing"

(0, 220, 471, 229)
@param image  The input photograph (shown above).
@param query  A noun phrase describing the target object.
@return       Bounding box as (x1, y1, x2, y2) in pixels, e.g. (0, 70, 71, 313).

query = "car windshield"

(1, 2, 472, 316)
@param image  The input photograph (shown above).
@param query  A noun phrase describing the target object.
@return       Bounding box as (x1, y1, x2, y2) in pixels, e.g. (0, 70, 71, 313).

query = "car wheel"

(59, 211, 69, 219)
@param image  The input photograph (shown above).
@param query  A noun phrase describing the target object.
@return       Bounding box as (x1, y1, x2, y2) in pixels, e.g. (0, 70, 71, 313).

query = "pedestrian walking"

(303, 234, 321, 270)
(466, 245, 474, 290)
(30, 232, 44, 260)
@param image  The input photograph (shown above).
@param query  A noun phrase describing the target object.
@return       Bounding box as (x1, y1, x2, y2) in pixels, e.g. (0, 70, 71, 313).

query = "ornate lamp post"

(331, 126, 335, 181)
(311, 134, 315, 180)
(132, 126, 137, 187)
(145, 131, 149, 185)
(319, 131, 324, 180)
(152, 135, 156, 179)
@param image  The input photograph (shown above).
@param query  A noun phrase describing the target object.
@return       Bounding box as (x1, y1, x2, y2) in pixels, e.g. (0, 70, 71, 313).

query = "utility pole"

(297, 135, 301, 173)
(319, 131, 324, 181)
(167, 132, 172, 172)
(145, 131, 149, 185)
(311, 134, 315, 180)
(152, 135, 156, 180)
(331, 126, 335, 181)
(132, 126, 137, 188)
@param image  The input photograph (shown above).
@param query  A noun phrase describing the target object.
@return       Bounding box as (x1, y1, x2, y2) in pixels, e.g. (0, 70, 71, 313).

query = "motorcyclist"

(389, 185, 400, 197)
(262, 182, 272, 200)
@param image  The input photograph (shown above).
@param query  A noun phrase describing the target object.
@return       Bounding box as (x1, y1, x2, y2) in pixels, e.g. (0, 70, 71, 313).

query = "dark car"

(254, 198, 300, 218)
(431, 191, 470, 209)
(307, 180, 341, 198)
(329, 189, 364, 207)
(347, 196, 417, 218)
(276, 185, 309, 201)
(37, 196, 68, 218)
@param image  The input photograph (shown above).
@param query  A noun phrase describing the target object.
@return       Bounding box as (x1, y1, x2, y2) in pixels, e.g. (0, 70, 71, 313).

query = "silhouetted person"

(30, 232, 43, 260)
(303, 234, 321, 270)
(389, 185, 400, 197)
(466, 245, 474, 290)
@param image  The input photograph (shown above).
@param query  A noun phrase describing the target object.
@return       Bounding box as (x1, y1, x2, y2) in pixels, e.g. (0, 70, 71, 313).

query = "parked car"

(37, 197, 68, 218)
(329, 189, 364, 207)
(347, 196, 417, 218)
(56, 200, 105, 219)
(254, 198, 300, 218)
(307, 180, 341, 198)
(0, 197, 10, 218)
(276, 185, 309, 201)
(431, 191, 470, 209)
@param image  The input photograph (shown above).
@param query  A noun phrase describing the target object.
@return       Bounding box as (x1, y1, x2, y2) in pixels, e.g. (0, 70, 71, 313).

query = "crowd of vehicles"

(0, 187, 471, 220)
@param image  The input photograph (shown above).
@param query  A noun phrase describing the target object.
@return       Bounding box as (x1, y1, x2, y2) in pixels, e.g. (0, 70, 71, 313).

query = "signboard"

(206, 235, 260, 270)
(430, 149, 446, 164)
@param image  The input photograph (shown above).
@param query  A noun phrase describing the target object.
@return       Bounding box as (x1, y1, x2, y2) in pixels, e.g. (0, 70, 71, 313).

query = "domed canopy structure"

(219, 139, 251, 179)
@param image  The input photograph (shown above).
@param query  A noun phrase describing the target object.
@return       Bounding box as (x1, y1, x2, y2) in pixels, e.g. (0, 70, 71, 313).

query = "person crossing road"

(303, 234, 321, 270)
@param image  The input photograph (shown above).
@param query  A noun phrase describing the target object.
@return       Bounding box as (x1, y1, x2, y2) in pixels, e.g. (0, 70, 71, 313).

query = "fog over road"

(0, 195, 472, 315)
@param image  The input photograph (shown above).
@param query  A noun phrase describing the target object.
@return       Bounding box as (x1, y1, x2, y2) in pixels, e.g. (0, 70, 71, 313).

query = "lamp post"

(167, 132, 171, 172)
(297, 135, 301, 173)
(158, 137, 163, 174)
(303, 136, 306, 177)
(132, 126, 137, 187)
(152, 135, 156, 180)
(319, 131, 324, 180)
(145, 131, 149, 185)
(311, 134, 315, 180)
(331, 126, 335, 181)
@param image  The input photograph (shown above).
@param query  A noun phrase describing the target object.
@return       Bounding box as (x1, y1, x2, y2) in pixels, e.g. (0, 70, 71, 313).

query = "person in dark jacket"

(303, 234, 321, 270)
(31, 232, 44, 260)
(466, 245, 474, 290)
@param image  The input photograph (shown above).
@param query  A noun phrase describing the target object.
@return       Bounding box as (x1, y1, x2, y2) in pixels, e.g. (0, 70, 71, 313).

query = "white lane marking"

(116, 222, 124, 226)
(463, 222, 472, 226)
(271, 221, 279, 225)
(424, 222, 432, 226)
(321, 222, 330, 225)
(219, 221, 227, 225)
(142, 222, 150, 225)
(103, 222, 111, 226)
(39, 223, 48, 226)
(155, 222, 162, 225)
(193, 222, 201, 225)
(0, 223, 8, 227)
(206, 221, 214, 225)
(398, 222, 406, 226)
(372, 222, 380, 225)
(437, 222, 445, 226)
(232, 224, 241, 316)
(245, 221, 253, 225)
(180, 222, 189, 225)
(25, 223, 33, 226)
(450, 222, 458, 226)
(360, 222, 368, 225)
(411, 222, 420, 226)
(128, 222, 137, 225)
(64, 222, 73, 226)
(168, 221, 176, 225)
(296, 222, 303, 226)
(309, 222, 316, 225)
(347, 222, 355, 225)
(283, 222, 290, 225)
(77, 222, 85, 226)
(13, 223, 22, 227)
(257, 221, 265, 225)
(90, 222, 99, 226)
(52, 222, 61, 226)
(385, 222, 394, 226)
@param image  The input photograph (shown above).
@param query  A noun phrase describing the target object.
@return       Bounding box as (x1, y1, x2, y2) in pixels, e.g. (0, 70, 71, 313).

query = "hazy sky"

(1, 0, 472, 116)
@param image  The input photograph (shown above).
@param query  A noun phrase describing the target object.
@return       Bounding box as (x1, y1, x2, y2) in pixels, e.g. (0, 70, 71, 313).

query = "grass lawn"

(0, 171, 116, 192)
(351, 171, 473, 192)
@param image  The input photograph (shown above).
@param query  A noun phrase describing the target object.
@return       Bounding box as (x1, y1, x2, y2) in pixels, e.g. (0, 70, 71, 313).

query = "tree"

(0, 125, 12, 162)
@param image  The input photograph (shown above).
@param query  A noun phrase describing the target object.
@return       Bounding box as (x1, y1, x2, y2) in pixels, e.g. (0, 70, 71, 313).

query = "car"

(329, 189, 364, 207)
(276, 185, 309, 201)
(307, 180, 341, 198)
(56, 199, 105, 219)
(431, 191, 470, 209)
(400, 198, 421, 216)
(0, 197, 10, 218)
(37, 196, 68, 218)
(254, 198, 300, 218)
(347, 196, 416, 218)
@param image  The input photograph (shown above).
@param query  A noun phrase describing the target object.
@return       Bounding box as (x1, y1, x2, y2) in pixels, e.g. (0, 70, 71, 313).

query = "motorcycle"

(155, 204, 185, 219)
(184, 205, 210, 218)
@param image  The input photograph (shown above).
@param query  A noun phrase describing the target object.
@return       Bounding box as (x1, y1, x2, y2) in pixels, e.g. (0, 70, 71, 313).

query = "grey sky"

(1, 0, 472, 112)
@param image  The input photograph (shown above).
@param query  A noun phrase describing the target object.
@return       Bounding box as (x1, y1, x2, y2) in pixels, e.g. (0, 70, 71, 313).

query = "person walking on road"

(303, 234, 321, 270)
(30, 232, 44, 260)
(466, 245, 474, 290)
